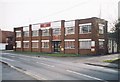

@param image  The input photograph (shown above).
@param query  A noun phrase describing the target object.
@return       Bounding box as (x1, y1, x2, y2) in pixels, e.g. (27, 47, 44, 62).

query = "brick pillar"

(29, 25, 32, 52)
(39, 29, 42, 52)
(21, 27, 23, 52)
(92, 18, 99, 54)
(104, 21, 108, 54)
(75, 20, 79, 54)
(61, 20, 65, 54)
(14, 28, 16, 51)
(49, 28, 53, 53)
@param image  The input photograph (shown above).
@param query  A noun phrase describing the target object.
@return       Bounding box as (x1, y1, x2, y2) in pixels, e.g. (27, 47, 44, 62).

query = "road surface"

(0, 52, 119, 81)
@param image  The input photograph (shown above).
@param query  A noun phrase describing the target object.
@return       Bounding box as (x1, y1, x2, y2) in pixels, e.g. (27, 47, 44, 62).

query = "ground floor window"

(99, 39, 105, 49)
(42, 42, 49, 48)
(32, 41, 39, 48)
(16, 41, 21, 48)
(23, 41, 29, 48)
(65, 41, 75, 49)
(79, 40, 91, 49)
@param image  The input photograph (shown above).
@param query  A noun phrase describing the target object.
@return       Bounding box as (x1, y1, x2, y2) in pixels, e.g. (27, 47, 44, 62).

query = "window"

(32, 30, 39, 36)
(32, 42, 38, 48)
(16, 41, 21, 48)
(23, 41, 29, 48)
(79, 23, 92, 34)
(42, 42, 49, 48)
(65, 40, 75, 49)
(99, 24, 104, 34)
(99, 41, 104, 49)
(53, 28, 61, 35)
(16, 31, 21, 37)
(65, 27, 75, 34)
(23, 31, 29, 37)
(42, 29, 49, 36)
(99, 39, 104, 49)
(79, 39, 91, 49)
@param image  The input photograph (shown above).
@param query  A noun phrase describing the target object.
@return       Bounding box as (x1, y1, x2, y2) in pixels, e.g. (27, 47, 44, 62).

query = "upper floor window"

(65, 27, 75, 34)
(23, 31, 29, 37)
(53, 28, 61, 35)
(16, 31, 21, 37)
(32, 30, 39, 36)
(99, 24, 104, 34)
(42, 29, 49, 36)
(65, 21, 75, 35)
(79, 23, 92, 34)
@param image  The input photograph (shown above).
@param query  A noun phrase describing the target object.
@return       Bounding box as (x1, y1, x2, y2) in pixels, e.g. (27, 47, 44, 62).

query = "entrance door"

(53, 41, 60, 52)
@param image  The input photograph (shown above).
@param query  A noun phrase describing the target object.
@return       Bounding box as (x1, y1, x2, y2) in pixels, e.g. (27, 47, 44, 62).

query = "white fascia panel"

(23, 41, 29, 42)
(79, 23, 92, 26)
(64, 39, 75, 41)
(41, 40, 49, 42)
(79, 39, 91, 41)
(99, 39, 105, 41)
(32, 40, 39, 42)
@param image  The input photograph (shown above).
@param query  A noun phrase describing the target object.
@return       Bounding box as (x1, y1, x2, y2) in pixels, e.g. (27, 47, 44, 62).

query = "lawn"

(103, 58, 120, 64)
(6, 51, 81, 57)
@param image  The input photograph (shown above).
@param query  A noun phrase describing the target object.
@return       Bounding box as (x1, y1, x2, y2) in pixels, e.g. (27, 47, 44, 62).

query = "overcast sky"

(0, 0, 119, 31)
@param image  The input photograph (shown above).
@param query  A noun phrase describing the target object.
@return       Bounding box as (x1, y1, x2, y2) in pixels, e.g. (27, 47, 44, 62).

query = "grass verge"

(6, 51, 81, 57)
(103, 58, 120, 64)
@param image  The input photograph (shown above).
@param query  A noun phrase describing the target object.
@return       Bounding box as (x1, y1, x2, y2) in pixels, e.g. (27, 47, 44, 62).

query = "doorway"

(53, 41, 61, 52)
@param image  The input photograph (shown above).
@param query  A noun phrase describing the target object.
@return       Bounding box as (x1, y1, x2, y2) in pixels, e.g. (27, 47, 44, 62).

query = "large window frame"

(16, 41, 21, 48)
(79, 23, 92, 34)
(23, 41, 29, 48)
(32, 30, 39, 37)
(53, 28, 61, 35)
(16, 31, 21, 37)
(65, 39, 75, 49)
(41, 40, 49, 48)
(23, 31, 29, 37)
(79, 39, 91, 49)
(42, 29, 49, 36)
(32, 40, 39, 48)
(99, 24, 104, 34)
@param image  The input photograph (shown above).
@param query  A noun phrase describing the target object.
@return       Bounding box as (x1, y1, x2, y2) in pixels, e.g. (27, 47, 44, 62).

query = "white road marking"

(40, 62, 55, 67)
(25, 71, 47, 80)
(66, 69, 108, 82)
(0, 57, 14, 61)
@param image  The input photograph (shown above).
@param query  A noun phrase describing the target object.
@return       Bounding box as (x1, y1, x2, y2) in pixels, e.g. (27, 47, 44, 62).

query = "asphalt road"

(1, 62, 36, 80)
(0, 52, 119, 81)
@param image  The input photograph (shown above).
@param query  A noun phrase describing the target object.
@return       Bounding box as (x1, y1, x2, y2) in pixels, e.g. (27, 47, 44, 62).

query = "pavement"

(0, 52, 119, 81)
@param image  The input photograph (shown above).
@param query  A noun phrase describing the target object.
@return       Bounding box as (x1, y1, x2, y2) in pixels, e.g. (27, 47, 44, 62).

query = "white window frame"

(32, 40, 39, 48)
(16, 41, 21, 48)
(79, 39, 91, 49)
(65, 26, 75, 35)
(53, 28, 61, 35)
(99, 24, 104, 34)
(32, 30, 39, 36)
(79, 23, 92, 34)
(42, 29, 49, 36)
(65, 39, 75, 49)
(16, 31, 21, 37)
(23, 41, 29, 48)
(23, 31, 29, 37)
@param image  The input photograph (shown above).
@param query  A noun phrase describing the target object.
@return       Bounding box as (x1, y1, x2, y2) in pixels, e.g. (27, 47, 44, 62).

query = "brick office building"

(14, 17, 108, 55)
